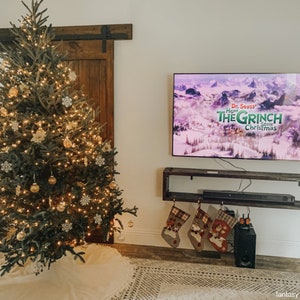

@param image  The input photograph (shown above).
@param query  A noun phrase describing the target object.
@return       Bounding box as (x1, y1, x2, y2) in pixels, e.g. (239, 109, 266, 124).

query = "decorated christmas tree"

(0, 0, 137, 275)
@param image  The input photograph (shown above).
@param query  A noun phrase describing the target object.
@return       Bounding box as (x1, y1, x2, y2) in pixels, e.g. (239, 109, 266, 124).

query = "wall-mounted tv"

(172, 73, 300, 161)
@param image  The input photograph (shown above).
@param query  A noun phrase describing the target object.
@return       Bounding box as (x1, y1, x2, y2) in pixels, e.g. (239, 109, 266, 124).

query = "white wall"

(1, 0, 300, 259)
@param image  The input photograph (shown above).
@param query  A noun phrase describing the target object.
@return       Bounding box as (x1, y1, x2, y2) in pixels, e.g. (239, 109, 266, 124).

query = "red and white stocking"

(208, 209, 238, 253)
(188, 206, 212, 252)
(161, 205, 190, 248)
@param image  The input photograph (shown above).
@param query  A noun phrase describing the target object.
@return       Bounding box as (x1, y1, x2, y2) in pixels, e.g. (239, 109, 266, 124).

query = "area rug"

(114, 258, 300, 300)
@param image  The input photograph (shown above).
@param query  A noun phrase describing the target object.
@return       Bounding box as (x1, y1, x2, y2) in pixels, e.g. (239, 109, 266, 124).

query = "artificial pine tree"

(0, 0, 137, 276)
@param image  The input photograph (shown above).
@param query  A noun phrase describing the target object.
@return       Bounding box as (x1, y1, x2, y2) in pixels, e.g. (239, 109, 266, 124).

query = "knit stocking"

(208, 209, 238, 253)
(161, 205, 190, 248)
(188, 206, 212, 252)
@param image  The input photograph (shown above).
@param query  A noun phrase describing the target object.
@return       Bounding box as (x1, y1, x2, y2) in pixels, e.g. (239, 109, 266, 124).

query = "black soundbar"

(203, 190, 295, 204)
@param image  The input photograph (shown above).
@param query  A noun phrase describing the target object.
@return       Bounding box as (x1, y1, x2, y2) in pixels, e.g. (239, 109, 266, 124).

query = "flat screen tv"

(172, 73, 300, 160)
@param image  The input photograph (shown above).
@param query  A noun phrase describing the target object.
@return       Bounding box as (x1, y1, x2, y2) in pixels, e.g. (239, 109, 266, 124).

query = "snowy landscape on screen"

(172, 73, 300, 160)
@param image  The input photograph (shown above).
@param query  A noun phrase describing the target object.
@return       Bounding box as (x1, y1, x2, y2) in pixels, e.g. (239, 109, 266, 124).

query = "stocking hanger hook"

(220, 201, 224, 210)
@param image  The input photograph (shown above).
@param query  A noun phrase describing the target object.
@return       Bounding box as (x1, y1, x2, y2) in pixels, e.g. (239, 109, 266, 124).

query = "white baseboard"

(115, 228, 167, 247)
(256, 237, 300, 258)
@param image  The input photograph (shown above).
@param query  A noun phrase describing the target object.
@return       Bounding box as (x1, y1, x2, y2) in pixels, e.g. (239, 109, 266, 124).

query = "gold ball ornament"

(63, 136, 73, 148)
(8, 87, 18, 98)
(16, 231, 26, 241)
(48, 175, 57, 185)
(56, 201, 66, 212)
(109, 181, 117, 189)
(128, 220, 134, 228)
(0, 107, 8, 117)
(96, 136, 102, 143)
(30, 182, 40, 193)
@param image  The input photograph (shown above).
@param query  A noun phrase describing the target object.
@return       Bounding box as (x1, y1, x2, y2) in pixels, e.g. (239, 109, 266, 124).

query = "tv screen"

(172, 73, 300, 160)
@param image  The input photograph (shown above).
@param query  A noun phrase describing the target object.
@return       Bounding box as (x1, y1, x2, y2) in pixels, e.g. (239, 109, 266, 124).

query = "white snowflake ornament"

(62, 96, 73, 108)
(11, 121, 19, 131)
(1, 161, 13, 173)
(80, 195, 91, 206)
(62, 221, 72, 232)
(95, 155, 105, 166)
(32, 261, 44, 275)
(94, 214, 102, 225)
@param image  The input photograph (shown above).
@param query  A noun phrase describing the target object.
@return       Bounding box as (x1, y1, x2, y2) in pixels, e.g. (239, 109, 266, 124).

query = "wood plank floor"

(111, 243, 300, 273)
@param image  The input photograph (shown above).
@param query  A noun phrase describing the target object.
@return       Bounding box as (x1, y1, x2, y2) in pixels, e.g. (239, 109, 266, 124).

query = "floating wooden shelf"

(163, 167, 300, 209)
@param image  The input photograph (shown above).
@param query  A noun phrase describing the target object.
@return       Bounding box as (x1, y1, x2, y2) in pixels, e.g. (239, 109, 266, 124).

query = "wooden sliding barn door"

(55, 39, 114, 143)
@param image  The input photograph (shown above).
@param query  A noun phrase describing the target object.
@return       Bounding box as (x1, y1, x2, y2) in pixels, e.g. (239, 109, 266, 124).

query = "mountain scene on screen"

(173, 73, 300, 160)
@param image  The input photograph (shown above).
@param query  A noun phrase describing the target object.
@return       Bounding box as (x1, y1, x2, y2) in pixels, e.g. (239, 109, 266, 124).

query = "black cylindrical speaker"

(234, 223, 256, 268)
